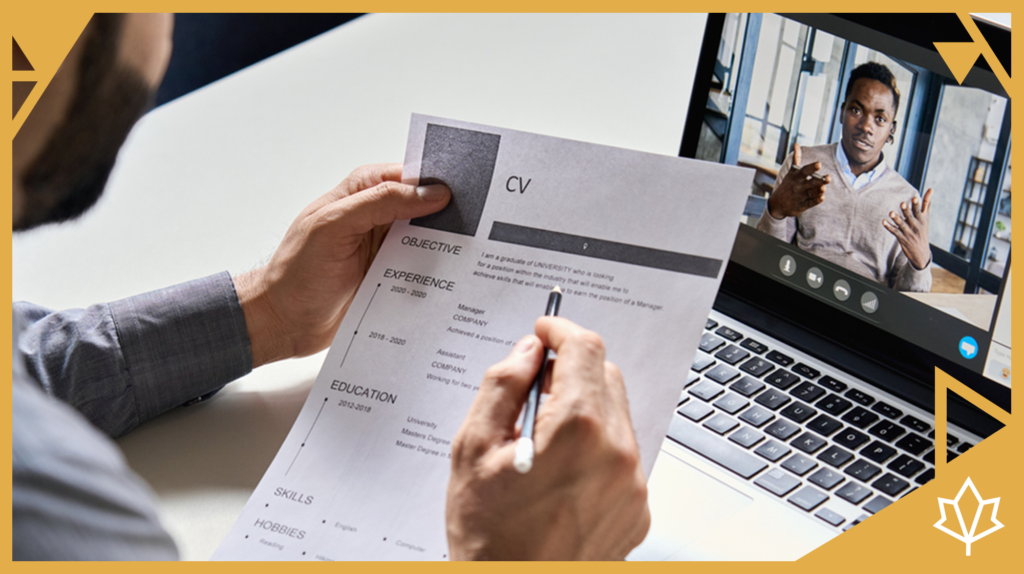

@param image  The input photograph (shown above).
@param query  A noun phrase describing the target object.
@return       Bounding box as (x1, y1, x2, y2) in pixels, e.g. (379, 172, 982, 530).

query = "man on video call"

(12, 14, 649, 560)
(757, 62, 933, 293)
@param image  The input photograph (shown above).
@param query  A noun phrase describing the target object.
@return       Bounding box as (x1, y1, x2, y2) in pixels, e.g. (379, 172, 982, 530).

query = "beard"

(16, 14, 154, 231)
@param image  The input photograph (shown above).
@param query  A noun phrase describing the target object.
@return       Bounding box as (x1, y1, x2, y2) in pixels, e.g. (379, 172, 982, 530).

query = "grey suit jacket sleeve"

(15, 271, 254, 437)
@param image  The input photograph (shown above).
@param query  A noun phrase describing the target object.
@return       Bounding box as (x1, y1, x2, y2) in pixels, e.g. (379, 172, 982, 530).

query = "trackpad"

(628, 450, 752, 561)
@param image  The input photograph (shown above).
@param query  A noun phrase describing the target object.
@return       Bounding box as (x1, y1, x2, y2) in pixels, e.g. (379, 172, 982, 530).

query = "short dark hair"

(18, 14, 153, 230)
(845, 62, 900, 114)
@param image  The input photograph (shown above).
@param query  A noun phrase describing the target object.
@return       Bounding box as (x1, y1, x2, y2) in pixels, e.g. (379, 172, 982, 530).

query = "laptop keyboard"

(666, 313, 972, 531)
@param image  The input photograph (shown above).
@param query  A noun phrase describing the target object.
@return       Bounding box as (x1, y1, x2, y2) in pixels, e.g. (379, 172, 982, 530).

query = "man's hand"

(767, 142, 830, 219)
(883, 188, 933, 270)
(234, 163, 450, 367)
(446, 317, 650, 560)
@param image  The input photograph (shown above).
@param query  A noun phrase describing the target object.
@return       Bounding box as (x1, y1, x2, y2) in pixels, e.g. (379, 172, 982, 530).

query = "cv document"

(213, 115, 753, 560)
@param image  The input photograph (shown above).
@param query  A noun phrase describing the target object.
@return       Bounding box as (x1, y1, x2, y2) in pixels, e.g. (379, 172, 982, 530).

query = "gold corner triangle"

(13, 37, 35, 71)
(13, 81, 36, 119)
(934, 42, 983, 85)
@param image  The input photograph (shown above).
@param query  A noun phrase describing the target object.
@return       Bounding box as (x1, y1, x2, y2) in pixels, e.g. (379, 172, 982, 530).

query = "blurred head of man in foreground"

(13, 13, 173, 231)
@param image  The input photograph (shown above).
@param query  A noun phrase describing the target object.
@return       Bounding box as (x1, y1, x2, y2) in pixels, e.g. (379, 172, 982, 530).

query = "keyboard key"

(703, 413, 740, 435)
(818, 446, 855, 468)
(871, 401, 903, 419)
(927, 430, 960, 448)
(782, 453, 818, 476)
(871, 473, 909, 496)
(765, 419, 800, 440)
(834, 428, 871, 449)
(730, 376, 765, 397)
(685, 371, 700, 388)
(836, 482, 873, 505)
(755, 390, 791, 411)
(814, 508, 846, 527)
(715, 326, 743, 342)
(766, 350, 794, 367)
(692, 354, 716, 372)
(792, 432, 827, 454)
(791, 363, 821, 379)
(923, 449, 958, 464)
(678, 401, 714, 422)
(868, 421, 906, 443)
(817, 376, 848, 393)
(729, 426, 765, 449)
(755, 467, 801, 497)
(863, 495, 892, 515)
(705, 318, 718, 330)
(715, 345, 750, 366)
(841, 407, 879, 429)
(843, 514, 870, 531)
(765, 371, 801, 390)
(740, 338, 768, 354)
(901, 487, 917, 499)
(738, 405, 775, 428)
(914, 468, 935, 485)
(781, 401, 817, 424)
(739, 357, 774, 377)
(861, 441, 897, 463)
(900, 414, 930, 433)
(894, 433, 929, 455)
(699, 333, 726, 353)
(713, 393, 749, 415)
(788, 486, 829, 512)
(808, 468, 846, 490)
(667, 417, 768, 479)
(844, 459, 882, 482)
(791, 382, 826, 402)
(689, 381, 724, 402)
(816, 394, 853, 416)
(957, 442, 974, 453)
(807, 414, 843, 437)
(844, 389, 875, 406)
(887, 455, 925, 478)
(755, 439, 791, 462)
(706, 364, 741, 385)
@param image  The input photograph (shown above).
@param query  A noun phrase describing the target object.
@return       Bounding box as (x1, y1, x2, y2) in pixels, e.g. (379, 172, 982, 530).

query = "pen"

(513, 285, 563, 474)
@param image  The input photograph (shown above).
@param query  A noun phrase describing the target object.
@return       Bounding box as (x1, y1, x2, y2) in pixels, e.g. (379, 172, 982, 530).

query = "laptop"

(630, 13, 1011, 560)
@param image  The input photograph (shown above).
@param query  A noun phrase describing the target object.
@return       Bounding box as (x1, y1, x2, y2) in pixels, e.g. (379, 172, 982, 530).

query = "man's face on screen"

(839, 78, 896, 175)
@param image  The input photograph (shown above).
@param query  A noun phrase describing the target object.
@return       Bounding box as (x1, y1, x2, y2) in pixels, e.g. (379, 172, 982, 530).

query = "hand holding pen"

(514, 286, 563, 473)
(445, 293, 650, 560)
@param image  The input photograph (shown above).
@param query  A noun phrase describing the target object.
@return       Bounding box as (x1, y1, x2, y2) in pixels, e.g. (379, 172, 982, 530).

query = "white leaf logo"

(934, 477, 1004, 556)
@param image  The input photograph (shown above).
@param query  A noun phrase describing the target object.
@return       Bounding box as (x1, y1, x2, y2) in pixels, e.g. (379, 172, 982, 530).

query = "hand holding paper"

(234, 163, 450, 367)
(447, 317, 649, 560)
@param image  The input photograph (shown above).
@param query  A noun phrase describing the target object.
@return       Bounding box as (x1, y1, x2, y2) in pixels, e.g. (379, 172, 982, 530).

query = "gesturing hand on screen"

(883, 187, 933, 270)
(767, 143, 830, 219)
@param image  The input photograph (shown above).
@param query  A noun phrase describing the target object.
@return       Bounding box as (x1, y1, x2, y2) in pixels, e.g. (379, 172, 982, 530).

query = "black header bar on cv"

(488, 222, 722, 278)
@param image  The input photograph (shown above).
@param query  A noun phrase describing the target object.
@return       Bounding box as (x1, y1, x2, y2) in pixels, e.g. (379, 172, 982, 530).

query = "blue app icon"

(959, 336, 979, 360)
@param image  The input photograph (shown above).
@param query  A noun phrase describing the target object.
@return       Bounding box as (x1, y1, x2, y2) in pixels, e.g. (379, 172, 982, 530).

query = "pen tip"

(553, 285, 562, 294)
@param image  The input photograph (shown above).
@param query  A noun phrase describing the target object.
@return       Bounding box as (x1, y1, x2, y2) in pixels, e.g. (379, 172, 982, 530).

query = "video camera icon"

(959, 336, 978, 360)
(806, 267, 824, 289)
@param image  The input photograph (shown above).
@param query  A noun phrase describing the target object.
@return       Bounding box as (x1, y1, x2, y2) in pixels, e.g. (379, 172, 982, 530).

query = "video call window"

(698, 13, 1011, 332)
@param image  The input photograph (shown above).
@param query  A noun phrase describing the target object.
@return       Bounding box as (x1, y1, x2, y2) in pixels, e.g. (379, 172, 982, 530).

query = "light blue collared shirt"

(835, 143, 887, 190)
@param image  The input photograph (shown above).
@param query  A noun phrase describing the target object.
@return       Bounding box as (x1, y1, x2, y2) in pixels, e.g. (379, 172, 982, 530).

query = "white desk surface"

(12, 13, 707, 560)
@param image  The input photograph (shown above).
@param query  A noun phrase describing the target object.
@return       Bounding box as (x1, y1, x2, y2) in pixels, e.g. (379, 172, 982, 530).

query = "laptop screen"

(681, 14, 1011, 411)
